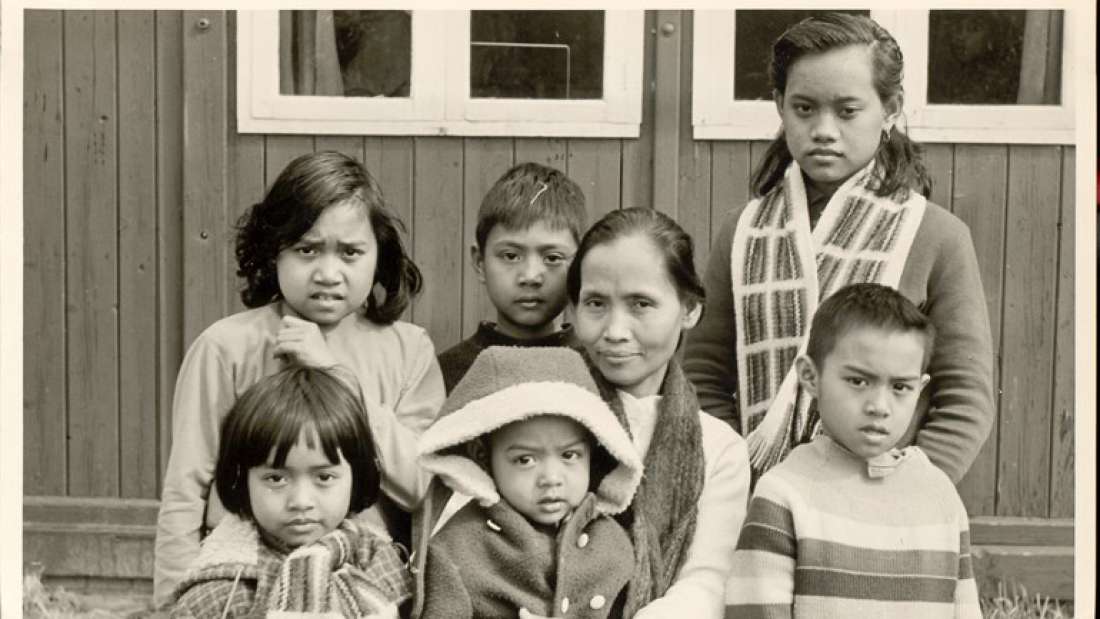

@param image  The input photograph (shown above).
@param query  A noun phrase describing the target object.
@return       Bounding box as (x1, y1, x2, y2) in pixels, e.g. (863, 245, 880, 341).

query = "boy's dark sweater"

(437, 322, 575, 393)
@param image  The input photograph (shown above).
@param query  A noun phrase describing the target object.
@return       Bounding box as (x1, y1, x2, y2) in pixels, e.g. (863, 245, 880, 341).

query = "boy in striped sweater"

(725, 283, 982, 618)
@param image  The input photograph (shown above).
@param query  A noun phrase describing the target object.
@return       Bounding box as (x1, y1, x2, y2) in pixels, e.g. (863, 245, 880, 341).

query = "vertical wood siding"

(23, 10, 1077, 525)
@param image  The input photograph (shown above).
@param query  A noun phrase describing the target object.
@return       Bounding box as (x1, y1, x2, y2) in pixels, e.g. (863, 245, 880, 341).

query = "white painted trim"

(691, 9, 1076, 145)
(238, 10, 446, 131)
(238, 10, 644, 137)
(235, 118, 642, 137)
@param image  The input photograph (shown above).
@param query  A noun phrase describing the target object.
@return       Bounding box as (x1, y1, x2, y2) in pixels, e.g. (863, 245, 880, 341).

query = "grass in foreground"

(980, 581, 1074, 619)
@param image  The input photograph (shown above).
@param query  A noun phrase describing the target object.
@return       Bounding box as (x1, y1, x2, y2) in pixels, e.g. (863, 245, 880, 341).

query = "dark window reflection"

(928, 10, 1061, 105)
(470, 11, 604, 100)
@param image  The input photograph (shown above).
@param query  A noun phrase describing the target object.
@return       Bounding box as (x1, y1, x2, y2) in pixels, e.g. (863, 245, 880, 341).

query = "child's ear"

(682, 301, 702, 330)
(919, 373, 931, 391)
(883, 93, 903, 133)
(795, 355, 819, 397)
(470, 243, 486, 284)
(773, 90, 785, 119)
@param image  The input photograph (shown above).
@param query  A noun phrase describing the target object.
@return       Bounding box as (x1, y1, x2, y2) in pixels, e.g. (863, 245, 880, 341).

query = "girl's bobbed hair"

(566, 207, 705, 313)
(235, 151, 422, 324)
(753, 12, 932, 200)
(214, 366, 381, 519)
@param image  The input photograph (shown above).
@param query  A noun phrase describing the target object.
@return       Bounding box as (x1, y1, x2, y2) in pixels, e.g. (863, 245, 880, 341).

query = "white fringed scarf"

(730, 161, 926, 479)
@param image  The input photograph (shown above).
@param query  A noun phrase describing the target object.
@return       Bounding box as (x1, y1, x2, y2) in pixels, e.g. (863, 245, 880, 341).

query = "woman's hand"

(275, 315, 338, 368)
(518, 608, 558, 619)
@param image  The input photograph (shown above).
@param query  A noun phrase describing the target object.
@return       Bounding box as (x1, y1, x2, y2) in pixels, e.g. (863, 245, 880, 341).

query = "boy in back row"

(725, 284, 981, 618)
(437, 162, 587, 393)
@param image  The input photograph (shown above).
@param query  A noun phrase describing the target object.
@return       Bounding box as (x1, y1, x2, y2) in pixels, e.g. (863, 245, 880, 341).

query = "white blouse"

(618, 391, 751, 619)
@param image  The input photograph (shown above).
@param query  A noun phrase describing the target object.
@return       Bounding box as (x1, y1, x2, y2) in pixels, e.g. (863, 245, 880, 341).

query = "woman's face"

(573, 234, 701, 399)
(776, 44, 900, 193)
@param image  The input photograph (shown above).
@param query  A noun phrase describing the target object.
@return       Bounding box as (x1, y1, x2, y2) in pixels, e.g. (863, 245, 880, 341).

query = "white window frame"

(692, 9, 1075, 144)
(237, 10, 644, 137)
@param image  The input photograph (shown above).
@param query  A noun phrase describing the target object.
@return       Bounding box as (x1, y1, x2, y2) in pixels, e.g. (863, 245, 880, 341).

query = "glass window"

(469, 11, 604, 100)
(733, 9, 869, 101)
(279, 10, 411, 97)
(927, 10, 1062, 105)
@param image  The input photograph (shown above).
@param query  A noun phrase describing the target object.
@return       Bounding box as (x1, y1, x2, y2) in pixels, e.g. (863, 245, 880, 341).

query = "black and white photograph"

(1, 4, 1095, 618)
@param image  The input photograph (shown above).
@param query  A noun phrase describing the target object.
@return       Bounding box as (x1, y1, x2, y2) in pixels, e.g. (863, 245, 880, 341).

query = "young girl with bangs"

(170, 366, 411, 618)
(155, 151, 444, 607)
(683, 13, 994, 484)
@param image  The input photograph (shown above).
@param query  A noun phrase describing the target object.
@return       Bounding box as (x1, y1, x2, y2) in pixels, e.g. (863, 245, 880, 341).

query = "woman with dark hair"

(684, 13, 994, 484)
(568, 207, 750, 618)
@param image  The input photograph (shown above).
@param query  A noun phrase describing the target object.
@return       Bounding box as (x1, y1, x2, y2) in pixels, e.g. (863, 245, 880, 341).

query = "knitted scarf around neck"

(729, 160, 926, 480)
(589, 355, 706, 616)
(173, 514, 410, 618)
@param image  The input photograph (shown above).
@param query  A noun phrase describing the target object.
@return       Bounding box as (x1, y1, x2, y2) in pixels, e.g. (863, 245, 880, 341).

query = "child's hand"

(518, 608, 558, 619)
(275, 315, 338, 369)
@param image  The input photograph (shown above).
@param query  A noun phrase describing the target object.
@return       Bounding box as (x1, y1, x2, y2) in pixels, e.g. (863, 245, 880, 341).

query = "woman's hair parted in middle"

(752, 12, 932, 200)
(566, 207, 705, 312)
(234, 150, 422, 324)
(214, 365, 381, 519)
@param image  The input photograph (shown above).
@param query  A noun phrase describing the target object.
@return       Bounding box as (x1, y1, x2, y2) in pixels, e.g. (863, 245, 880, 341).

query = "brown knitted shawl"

(588, 355, 707, 616)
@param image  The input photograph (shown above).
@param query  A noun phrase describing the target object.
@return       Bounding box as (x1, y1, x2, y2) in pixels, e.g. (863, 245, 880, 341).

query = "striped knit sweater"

(724, 436, 981, 619)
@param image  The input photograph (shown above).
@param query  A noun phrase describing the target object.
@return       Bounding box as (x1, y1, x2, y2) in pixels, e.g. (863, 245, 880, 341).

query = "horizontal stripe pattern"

(726, 438, 982, 618)
(796, 568, 956, 603)
(798, 538, 959, 576)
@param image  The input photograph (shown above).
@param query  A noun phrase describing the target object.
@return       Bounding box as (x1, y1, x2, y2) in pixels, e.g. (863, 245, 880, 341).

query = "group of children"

(154, 13, 992, 619)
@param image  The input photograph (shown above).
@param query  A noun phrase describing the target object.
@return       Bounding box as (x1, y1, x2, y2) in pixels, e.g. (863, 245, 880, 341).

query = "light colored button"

(561, 597, 570, 613)
(589, 595, 606, 610)
(486, 519, 502, 532)
(577, 533, 590, 548)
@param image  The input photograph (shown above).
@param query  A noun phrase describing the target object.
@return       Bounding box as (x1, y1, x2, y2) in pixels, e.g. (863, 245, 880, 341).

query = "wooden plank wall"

(23, 10, 1077, 590)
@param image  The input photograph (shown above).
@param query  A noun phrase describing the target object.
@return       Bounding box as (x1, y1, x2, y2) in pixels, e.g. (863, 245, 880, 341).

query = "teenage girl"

(170, 366, 411, 618)
(155, 151, 444, 606)
(566, 207, 750, 619)
(683, 13, 994, 483)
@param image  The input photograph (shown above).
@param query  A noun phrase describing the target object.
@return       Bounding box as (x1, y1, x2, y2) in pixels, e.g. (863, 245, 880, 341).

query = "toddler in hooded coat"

(417, 346, 643, 619)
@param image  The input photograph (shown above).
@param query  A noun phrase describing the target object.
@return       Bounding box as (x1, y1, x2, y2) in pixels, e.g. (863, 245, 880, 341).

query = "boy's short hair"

(214, 366, 381, 519)
(807, 283, 935, 371)
(475, 162, 587, 251)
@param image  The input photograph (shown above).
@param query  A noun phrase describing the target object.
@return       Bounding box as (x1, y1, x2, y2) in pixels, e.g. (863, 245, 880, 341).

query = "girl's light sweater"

(725, 435, 982, 619)
(154, 302, 444, 607)
(619, 391, 750, 619)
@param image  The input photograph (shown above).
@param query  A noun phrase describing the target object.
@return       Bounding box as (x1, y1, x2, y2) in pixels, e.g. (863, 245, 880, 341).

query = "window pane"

(279, 10, 411, 97)
(927, 10, 1062, 105)
(470, 11, 604, 100)
(733, 10, 869, 101)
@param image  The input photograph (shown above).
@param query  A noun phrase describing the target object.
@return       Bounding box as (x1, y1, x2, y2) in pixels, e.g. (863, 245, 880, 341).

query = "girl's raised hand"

(275, 315, 338, 369)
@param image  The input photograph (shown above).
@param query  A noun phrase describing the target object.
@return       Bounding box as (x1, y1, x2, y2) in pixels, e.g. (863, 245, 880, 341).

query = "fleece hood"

(417, 346, 642, 515)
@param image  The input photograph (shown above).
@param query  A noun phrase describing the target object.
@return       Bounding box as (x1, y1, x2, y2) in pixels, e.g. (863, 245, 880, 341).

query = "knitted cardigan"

(684, 197, 994, 483)
(170, 514, 411, 619)
(724, 435, 982, 619)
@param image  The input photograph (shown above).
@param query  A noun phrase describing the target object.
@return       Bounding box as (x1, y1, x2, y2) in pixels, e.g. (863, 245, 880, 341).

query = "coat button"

(486, 519, 502, 532)
(577, 533, 590, 548)
(590, 595, 606, 610)
(561, 597, 570, 613)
